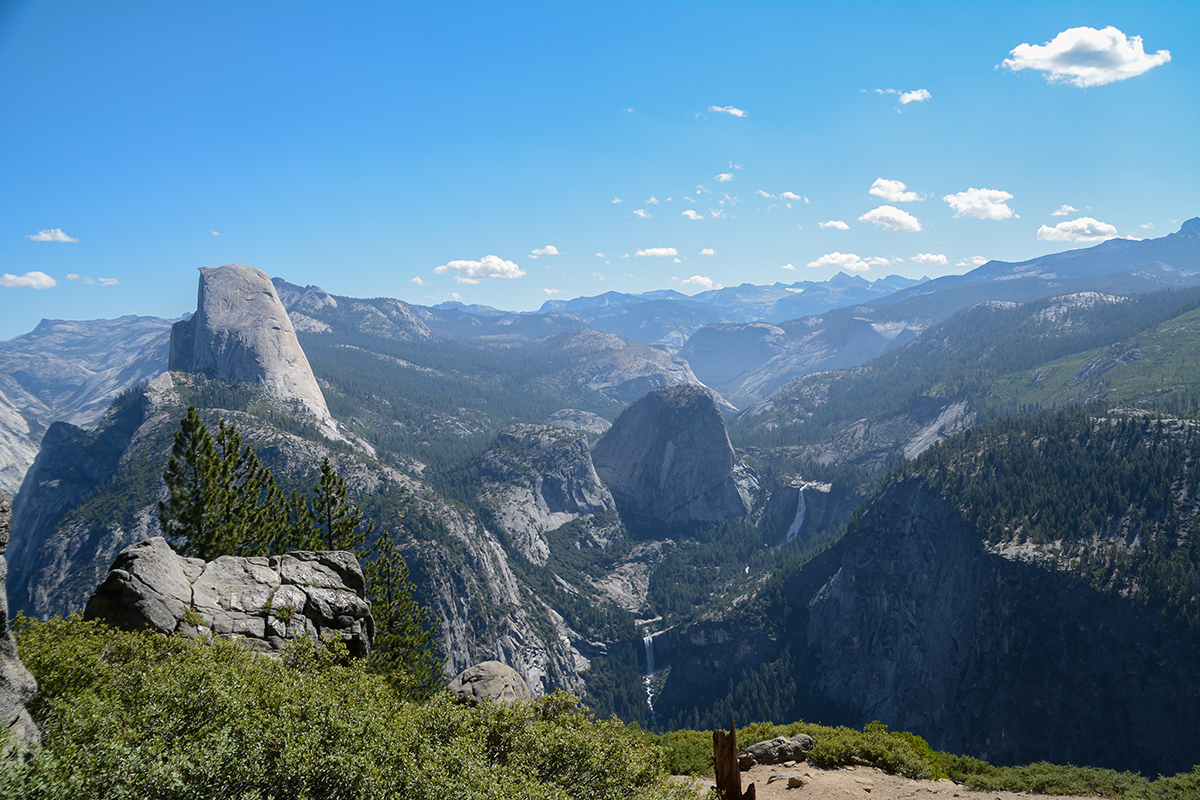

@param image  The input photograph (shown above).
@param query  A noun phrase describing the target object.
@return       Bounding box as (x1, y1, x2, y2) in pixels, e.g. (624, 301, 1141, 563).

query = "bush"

(0, 616, 698, 800)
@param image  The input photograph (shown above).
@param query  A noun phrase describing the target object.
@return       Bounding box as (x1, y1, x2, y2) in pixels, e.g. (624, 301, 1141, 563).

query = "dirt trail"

(673, 763, 1117, 800)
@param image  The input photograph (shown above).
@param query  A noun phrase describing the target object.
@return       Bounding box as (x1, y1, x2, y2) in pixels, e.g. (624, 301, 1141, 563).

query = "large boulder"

(590, 384, 756, 526)
(0, 490, 38, 755)
(84, 537, 374, 657)
(737, 734, 815, 769)
(169, 264, 339, 437)
(448, 661, 531, 705)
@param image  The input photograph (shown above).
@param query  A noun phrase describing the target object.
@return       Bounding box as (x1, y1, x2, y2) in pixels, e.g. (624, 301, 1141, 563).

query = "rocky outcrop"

(0, 490, 38, 755)
(169, 265, 338, 437)
(477, 424, 617, 565)
(738, 735, 814, 768)
(759, 481, 849, 546)
(84, 537, 374, 656)
(543, 409, 611, 436)
(448, 661, 531, 705)
(591, 385, 756, 526)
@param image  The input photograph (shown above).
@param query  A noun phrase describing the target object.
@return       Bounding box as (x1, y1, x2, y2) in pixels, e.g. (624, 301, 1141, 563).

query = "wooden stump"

(713, 721, 755, 800)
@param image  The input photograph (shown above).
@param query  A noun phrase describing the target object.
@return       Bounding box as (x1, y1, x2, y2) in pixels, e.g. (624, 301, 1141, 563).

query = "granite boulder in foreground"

(85, 536, 374, 657)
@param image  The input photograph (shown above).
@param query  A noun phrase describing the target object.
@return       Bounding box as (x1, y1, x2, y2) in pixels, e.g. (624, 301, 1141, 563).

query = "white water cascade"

(785, 486, 807, 543)
(642, 634, 658, 727)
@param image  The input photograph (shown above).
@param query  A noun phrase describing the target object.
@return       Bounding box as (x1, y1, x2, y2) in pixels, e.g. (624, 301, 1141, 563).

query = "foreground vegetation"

(0, 616, 692, 800)
(653, 722, 1200, 799)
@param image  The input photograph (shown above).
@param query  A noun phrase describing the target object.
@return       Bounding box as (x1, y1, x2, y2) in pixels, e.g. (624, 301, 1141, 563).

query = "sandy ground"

(672, 763, 1117, 800)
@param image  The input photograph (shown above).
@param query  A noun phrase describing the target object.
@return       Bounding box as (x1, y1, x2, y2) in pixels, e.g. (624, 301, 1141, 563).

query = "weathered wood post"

(713, 720, 755, 800)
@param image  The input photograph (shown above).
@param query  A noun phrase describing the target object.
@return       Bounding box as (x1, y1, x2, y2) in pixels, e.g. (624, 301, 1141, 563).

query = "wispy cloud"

(1002, 26, 1171, 87)
(681, 275, 720, 289)
(859, 205, 922, 232)
(65, 273, 118, 286)
(715, 173, 734, 182)
(634, 209, 652, 218)
(1036, 217, 1120, 243)
(647, 196, 659, 205)
(806, 252, 888, 273)
(1, 271, 56, 289)
(709, 105, 747, 117)
(682, 210, 703, 220)
(542, 288, 561, 295)
(531, 245, 559, 256)
(636, 247, 678, 257)
(1051, 205, 1078, 217)
(699, 248, 716, 255)
(899, 89, 931, 104)
(944, 188, 1015, 220)
(211, 230, 220, 236)
(26, 228, 78, 242)
(869, 178, 923, 203)
(756, 190, 775, 198)
(595, 252, 606, 258)
(612, 197, 623, 204)
(433, 255, 526, 284)
(819, 220, 849, 230)
(781, 263, 796, 271)
(98, 277, 119, 286)
(411, 277, 428, 286)
(912, 253, 948, 265)
(780, 191, 802, 201)
(957, 256, 988, 267)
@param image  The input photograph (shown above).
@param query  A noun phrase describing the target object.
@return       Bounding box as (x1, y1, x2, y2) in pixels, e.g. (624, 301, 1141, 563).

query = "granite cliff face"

(591, 384, 756, 526)
(476, 424, 617, 566)
(170, 265, 338, 437)
(0, 490, 38, 754)
(656, 478, 1200, 776)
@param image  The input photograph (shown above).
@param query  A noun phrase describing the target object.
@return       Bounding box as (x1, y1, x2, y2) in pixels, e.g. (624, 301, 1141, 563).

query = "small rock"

(787, 776, 805, 788)
(767, 771, 799, 784)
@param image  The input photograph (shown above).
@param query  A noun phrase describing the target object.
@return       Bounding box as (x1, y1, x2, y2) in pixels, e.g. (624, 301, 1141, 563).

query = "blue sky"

(1, 0, 1197, 339)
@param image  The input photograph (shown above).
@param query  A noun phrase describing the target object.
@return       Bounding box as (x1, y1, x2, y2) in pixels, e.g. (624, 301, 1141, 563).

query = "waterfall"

(642, 633, 657, 727)
(785, 486, 807, 543)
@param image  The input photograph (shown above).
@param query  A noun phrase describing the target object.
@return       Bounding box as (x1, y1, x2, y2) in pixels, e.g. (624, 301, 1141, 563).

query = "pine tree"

(305, 457, 373, 551)
(364, 528, 442, 700)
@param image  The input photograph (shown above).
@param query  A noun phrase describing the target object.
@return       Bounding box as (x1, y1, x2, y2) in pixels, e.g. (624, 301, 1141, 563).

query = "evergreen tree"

(305, 457, 374, 551)
(365, 528, 442, 700)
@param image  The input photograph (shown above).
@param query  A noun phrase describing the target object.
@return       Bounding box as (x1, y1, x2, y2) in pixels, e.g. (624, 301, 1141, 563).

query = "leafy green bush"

(1, 616, 697, 800)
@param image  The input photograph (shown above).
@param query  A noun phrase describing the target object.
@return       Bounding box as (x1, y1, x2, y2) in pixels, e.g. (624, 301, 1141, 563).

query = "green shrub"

(1, 616, 698, 800)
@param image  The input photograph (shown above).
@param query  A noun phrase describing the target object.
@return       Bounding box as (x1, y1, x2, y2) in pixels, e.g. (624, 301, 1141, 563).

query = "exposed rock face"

(84, 537, 374, 657)
(759, 481, 848, 546)
(0, 490, 38, 754)
(591, 385, 756, 526)
(169, 265, 338, 436)
(738, 735, 814, 768)
(543, 409, 611, 436)
(477, 424, 617, 566)
(448, 661, 531, 705)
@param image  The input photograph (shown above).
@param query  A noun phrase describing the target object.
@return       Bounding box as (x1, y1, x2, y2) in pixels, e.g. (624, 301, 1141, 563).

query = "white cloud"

(708, 208, 726, 219)
(899, 88, 931, 104)
(756, 190, 775, 198)
(819, 220, 850, 230)
(859, 205, 922, 232)
(869, 178, 923, 203)
(636, 247, 679, 257)
(715, 173, 734, 182)
(26, 228, 77, 242)
(1139, 223, 1154, 230)
(729, 161, 743, 170)
(592, 271, 606, 279)
(433, 255, 526, 284)
(543, 288, 561, 295)
(411, 277, 428, 286)
(1002, 26, 1171, 87)
(1052, 204, 1077, 216)
(681, 275, 719, 289)
(682, 210, 703, 220)
(709, 105, 747, 117)
(98, 277, 119, 286)
(531, 245, 560, 256)
(943, 188, 1015, 220)
(1, 271, 56, 289)
(647, 196, 659, 205)
(912, 253, 949, 265)
(211, 230, 220, 236)
(957, 255, 989, 267)
(780, 191, 802, 201)
(699, 248, 716, 255)
(612, 197, 623, 204)
(634, 208, 651, 218)
(595, 252, 606, 258)
(781, 263, 796, 271)
(805, 252, 885, 273)
(1036, 216, 1120, 243)
(66, 273, 95, 284)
